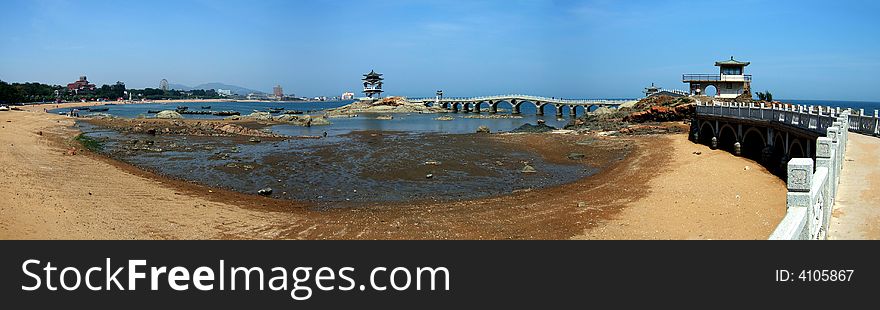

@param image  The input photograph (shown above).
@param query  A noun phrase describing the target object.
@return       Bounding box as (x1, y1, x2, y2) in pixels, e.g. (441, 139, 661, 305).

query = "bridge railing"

(404, 95, 633, 105)
(695, 101, 842, 136)
(847, 109, 880, 136)
(695, 101, 852, 240)
(769, 115, 848, 240)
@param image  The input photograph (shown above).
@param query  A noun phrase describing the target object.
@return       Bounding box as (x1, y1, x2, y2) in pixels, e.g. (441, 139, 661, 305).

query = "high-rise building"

(273, 85, 283, 99)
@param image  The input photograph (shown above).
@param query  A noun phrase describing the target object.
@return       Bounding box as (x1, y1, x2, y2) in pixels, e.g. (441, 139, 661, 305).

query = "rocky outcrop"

(325, 97, 445, 115)
(84, 118, 283, 138)
(155, 110, 182, 119)
(623, 105, 694, 123)
(511, 122, 556, 133)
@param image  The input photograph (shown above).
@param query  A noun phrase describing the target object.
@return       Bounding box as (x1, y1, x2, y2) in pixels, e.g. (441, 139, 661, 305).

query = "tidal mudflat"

(77, 120, 607, 204)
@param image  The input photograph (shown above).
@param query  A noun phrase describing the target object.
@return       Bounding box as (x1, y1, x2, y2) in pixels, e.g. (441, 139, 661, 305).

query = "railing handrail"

(682, 74, 752, 82)
(695, 101, 858, 240)
(404, 94, 634, 105)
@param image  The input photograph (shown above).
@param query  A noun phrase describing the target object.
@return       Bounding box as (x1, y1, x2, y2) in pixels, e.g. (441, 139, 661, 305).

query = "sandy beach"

(0, 103, 786, 239)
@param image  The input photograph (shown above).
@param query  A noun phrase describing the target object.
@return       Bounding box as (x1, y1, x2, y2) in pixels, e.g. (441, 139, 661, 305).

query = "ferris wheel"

(159, 79, 169, 91)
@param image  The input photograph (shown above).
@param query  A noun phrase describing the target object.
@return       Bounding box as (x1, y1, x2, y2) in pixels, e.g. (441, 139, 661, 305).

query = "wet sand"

(0, 104, 786, 239)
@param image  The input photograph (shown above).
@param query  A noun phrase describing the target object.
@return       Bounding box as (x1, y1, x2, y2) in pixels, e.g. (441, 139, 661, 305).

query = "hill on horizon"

(168, 82, 262, 95)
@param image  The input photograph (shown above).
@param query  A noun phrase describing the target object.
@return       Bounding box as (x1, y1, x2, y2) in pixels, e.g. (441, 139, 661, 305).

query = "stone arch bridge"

(695, 101, 880, 240)
(692, 102, 856, 173)
(406, 94, 634, 117)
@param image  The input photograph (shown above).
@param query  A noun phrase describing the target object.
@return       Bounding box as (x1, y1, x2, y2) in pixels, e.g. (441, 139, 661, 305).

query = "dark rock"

(567, 153, 586, 160)
(476, 125, 491, 133)
(257, 187, 273, 196)
(511, 123, 556, 133)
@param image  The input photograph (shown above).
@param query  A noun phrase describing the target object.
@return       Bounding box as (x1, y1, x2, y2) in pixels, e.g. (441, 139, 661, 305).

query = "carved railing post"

(815, 137, 834, 235)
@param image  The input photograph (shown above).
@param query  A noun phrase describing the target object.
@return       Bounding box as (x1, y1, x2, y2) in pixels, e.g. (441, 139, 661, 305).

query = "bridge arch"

(741, 127, 766, 161)
(789, 139, 806, 159)
(492, 100, 515, 113)
(537, 103, 553, 116)
(698, 120, 715, 145)
(718, 123, 738, 152)
(570, 105, 585, 117)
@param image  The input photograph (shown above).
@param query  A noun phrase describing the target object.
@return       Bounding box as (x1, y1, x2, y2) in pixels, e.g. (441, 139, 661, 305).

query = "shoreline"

(0, 103, 786, 239)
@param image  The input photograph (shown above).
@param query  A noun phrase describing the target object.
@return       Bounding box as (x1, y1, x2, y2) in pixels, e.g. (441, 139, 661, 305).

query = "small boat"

(89, 107, 109, 112)
(176, 106, 189, 111)
(201, 106, 212, 109)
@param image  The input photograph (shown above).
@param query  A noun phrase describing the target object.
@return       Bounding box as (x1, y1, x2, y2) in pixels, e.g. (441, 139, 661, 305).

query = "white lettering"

(128, 260, 146, 290)
(193, 267, 214, 291)
(167, 267, 190, 291)
(21, 259, 41, 291)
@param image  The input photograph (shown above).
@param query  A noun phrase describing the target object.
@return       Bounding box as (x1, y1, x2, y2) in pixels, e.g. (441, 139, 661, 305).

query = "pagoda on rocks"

(362, 70, 384, 98)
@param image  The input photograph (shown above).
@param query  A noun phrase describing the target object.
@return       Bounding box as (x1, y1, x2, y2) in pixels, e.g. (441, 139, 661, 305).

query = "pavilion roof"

(715, 56, 750, 66)
(362, 70, 383, 79)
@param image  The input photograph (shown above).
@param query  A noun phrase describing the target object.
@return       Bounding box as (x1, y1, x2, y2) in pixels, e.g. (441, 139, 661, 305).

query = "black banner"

(0, 241, 874, 308)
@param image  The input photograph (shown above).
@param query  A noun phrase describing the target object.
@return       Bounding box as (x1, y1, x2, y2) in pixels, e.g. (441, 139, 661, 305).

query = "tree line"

(0, 80, 224, 104)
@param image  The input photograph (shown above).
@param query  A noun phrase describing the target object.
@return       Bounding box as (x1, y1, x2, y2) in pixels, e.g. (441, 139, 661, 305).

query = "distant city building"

(273, 85, 284, 99)
(247, 92, 270, 100)
(159, 79, 169, 91)
(362, 70, 384, 98)
(217, 89, 233, 97)
(683, 56, 752, 99)
(341, 92, 355, 100)
(67, 76, 96, 92)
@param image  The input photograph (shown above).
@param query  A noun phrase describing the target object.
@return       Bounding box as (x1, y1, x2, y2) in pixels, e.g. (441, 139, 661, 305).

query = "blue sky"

(1, 0, 879, 101)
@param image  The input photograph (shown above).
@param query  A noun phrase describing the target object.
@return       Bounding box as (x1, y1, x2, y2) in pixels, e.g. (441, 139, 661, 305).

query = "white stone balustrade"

(694, 100, 855, 240)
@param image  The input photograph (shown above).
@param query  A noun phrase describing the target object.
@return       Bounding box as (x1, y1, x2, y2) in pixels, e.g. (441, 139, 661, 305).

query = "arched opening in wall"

(790, 139, 806, 159)
(698, 121, 715, 146)
(741, 128, 766, 161)
(570, 105, 585, 117)
(718, 125, 737, 152)
(704, 85, 718, 97)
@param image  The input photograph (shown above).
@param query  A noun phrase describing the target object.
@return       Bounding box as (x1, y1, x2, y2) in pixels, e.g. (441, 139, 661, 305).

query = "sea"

(781, 99, 880, 115)
(49, 100, 605, 136)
